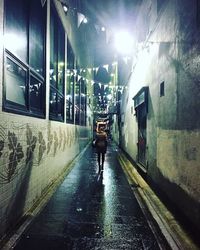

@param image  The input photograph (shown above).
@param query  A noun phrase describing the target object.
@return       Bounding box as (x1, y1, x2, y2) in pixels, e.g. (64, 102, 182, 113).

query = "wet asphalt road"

(14, 143, 162, 250)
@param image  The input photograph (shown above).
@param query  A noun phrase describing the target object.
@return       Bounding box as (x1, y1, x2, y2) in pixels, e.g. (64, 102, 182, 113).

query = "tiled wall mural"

(0, 123, 77, 184)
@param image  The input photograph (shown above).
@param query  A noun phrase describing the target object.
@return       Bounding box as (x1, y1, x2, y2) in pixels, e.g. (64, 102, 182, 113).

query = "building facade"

(1, 0, 200, 242)
(120, 0, 200, 231)
(0, 0, 94, 239)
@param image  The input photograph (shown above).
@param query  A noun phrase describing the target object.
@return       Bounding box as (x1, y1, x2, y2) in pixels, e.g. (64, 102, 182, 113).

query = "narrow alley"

(0, 0, 200, 249)
(6, 142, 168, 250)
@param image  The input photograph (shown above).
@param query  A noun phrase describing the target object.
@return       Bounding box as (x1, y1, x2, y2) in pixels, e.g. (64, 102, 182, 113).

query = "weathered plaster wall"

(121, 0, 200, 229)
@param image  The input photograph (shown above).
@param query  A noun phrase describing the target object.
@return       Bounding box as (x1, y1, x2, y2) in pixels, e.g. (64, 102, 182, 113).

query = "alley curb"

(118, 151, 199, 250)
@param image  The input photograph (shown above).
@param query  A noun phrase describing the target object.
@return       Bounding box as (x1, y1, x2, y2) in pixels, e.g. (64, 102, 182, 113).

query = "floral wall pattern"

(7, 131, 24, 182)
(26, 125, 37, 165)
(0, 123, 77, 184)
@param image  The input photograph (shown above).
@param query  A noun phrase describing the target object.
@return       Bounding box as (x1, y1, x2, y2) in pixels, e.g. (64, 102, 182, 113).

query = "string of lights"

(55, 0, 128, 111)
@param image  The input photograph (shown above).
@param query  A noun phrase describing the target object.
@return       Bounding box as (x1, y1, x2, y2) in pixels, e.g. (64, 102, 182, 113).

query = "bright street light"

(83, 17, 88, 23)
(114, 30, 134, 55)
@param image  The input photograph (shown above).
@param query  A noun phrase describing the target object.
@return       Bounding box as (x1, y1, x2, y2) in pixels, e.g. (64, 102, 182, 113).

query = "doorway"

(137, 103, 147, 167)
(133, 87, 148, 169)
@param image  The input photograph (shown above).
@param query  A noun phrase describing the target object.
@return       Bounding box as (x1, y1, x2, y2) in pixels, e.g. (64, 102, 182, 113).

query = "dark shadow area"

(0, 160, 34, 248)
(121, 147, 200, 248)
(147, 172, 200, 247)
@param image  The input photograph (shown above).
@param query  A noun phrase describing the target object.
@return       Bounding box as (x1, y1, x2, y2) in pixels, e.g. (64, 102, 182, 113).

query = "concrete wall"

(0, 0, 92, 239)
(121, 0, 200, 229)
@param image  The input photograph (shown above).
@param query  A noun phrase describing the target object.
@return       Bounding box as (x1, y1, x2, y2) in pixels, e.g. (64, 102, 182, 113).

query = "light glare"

(114, 31, 134, 55)
(63, 5, 68, 13)
(83, 17, 88, 23)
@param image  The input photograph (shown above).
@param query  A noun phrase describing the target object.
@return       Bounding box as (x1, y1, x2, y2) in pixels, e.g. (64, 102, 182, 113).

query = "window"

(133, 87, 149, 115)
(5, 56, 27, 107)
(66, 40, 75, 123)
(160, 81, 165, 97)
(4, 0, 46, 117)
(30, 74, 44, 112)
(49, 5, 65, 122)
(80, 79, 87, 126)
(75, 78, 80, 125)
(75, 77, 87, 126)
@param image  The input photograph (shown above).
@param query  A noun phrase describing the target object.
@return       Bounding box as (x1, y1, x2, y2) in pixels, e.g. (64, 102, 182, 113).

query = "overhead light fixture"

(114, 30, 134, 55)
(62, 4, 69, 14)
(83, 17, 88, 24)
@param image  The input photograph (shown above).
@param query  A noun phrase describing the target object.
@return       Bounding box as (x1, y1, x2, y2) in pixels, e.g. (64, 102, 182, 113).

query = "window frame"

(66, 39, 75, 124)
(3, 51, 28, 114)
(3, 0, 46, 118)
(80, 79, 87, 126)
(75, 77, 81, 125)
(49, 3, 65, 122)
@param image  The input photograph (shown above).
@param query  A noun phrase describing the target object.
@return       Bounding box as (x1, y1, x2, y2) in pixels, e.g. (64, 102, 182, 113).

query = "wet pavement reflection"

(14, 143, 163, 249)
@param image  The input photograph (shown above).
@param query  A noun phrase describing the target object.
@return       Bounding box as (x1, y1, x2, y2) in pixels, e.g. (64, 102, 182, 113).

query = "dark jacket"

(95, 131, 107, 154)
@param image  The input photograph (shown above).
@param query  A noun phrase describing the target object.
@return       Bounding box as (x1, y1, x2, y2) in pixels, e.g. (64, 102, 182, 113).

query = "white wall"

(120, 0, 200, 229)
